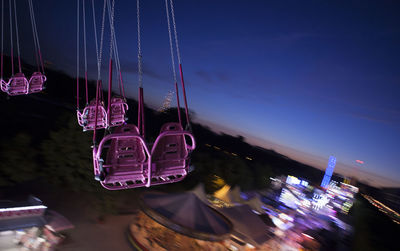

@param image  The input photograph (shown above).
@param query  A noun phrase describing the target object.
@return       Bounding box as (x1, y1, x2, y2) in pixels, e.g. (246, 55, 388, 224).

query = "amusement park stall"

(0, 196, 72, 251)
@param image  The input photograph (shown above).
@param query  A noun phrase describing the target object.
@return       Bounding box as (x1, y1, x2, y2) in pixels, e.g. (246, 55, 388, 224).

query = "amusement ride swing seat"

(0, 0, 46, 96)
(2, 72, 28, 95)
(145, 0, 196, 187)
(109, 96, 128, 126)
(3, 71, 46, 96)
(76, 0, 127, 130)
(89, 0, 149, 190)
(149, 122, 195, 185)
(0, 79, 5, 90)
(77, 98, 108, 131)
(91, 0, 195, 190)
(93, 124, 151, 190)
(28, 71, 46, 93)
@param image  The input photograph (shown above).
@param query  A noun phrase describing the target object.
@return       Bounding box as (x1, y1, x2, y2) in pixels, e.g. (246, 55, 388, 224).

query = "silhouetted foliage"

(41, 113, 94, 191)
(0, 133, 38, 186)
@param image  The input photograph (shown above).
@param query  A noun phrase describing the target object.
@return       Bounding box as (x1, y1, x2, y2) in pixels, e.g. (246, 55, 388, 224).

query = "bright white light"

(302, 233, 314, 239)
(286, 175, 300, 185)
(45, 225, 55, 232)
(245, 243, 255, 249)
(0, 205, 47, 212)
(301, 180, 309, 187)
(229, 245, 239, 251)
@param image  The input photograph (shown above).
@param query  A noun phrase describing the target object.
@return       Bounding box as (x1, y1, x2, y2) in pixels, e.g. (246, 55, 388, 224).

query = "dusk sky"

(5, 0, 400, 187)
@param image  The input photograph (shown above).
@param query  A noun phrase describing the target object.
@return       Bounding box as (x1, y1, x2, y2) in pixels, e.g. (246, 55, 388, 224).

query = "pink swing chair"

(1, 0, 46, 96)
(93, 124, 151, 190)
(148, 0, 196, 186)
(93, 86, 151, 190)
(149, 122, 195, 185)
(75, 0, 127, 131)
(92, 0, 195, 190)
(76, 81, 108, 131)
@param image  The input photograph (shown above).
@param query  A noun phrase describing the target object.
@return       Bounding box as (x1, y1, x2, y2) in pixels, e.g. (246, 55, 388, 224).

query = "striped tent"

(219, 205, 272, 247)
(140, 192, 232, 241)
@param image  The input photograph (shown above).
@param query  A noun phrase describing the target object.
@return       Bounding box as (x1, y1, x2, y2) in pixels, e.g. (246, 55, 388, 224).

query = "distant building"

(321, 156, 336, 188)
(0, 196, 72, 251)
(0, 196, 46, 232)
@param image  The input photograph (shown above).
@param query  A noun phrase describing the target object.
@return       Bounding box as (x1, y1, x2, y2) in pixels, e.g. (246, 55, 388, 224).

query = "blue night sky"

(7, 0, 400, 187)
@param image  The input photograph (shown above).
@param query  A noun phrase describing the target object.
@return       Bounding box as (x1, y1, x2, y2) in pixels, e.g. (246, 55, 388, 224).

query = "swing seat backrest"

(94, 124, 151, 190)
(0, 79, 7, 93)
(150, 123, 195, 182)
(28, 72, 46, 93)
(80, 99, 108, 130)
(109, 96, 128, 127)
(6, 73, 29, 95)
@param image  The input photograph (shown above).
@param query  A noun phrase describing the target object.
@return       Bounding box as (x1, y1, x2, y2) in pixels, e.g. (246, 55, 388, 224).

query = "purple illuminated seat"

(77, 99, 108, 131)
(150, 122, 195, 186)
(2, 73, 29, 95)
(0, 79, 7, 93)
(109, 96, 128, 127)
(28, 72, 46, 93)
(93, 124, 151, 190)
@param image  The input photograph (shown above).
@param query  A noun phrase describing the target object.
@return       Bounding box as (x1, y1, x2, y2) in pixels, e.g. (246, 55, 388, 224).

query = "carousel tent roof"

(218, 204, 272, 247)
(190, 183, 209, 204)
(140, 192, 232, 241)
(230, 186, 243, 203)
(213, 185, 234, 203)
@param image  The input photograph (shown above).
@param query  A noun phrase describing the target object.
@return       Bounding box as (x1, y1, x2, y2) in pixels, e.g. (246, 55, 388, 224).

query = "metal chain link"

(98, 0, 107, 80)
(91, 0, 99, 77)
(12, 0, 21, 71)
(165, 0, 177, 84)
(137, 0, 143, 88)
(82, 0, 87, 73)
(169, 0, 181, 64)
(76, 0, 80, 80)
(107, 0, 114, 61)
(28, 0, 39, 69)
(1, 0, 4, 78)
(28, 0, 43, 73)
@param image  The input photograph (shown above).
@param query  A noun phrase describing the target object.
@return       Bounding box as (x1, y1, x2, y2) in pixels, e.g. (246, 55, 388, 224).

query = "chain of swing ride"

(0, 0, 43, 80)
(80, 0, 191, 145)
(136, 0, 192, 132)
(165, 0, 191, 129)
(76, 0, 125, 137)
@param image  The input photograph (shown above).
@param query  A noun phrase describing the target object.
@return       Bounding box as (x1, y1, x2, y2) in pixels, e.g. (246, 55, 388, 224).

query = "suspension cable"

(169, 0, 181, 64)
(82, 0, 87, 75)
(169, 0, 190, 128)
(8, 0, 14, 75)
(165, 0, 177, 84)
(12, 0, 21, 73)
(28, 0, 44, 73)
(106, 0, 114, 123)
(136, 0, 143, 88)
(98, 0, 106, 81)
(1, 0, 4, 79)
(106, 0, 114, 62)
(91, 0, 99, 79)
(76, 0, 80, 110)
(106, 0, 124, 98)
(165, 0, 181, 125)
(27, 0, 39, 72)
(82, 0, 88, 104)
(92, 0, 107, 144)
